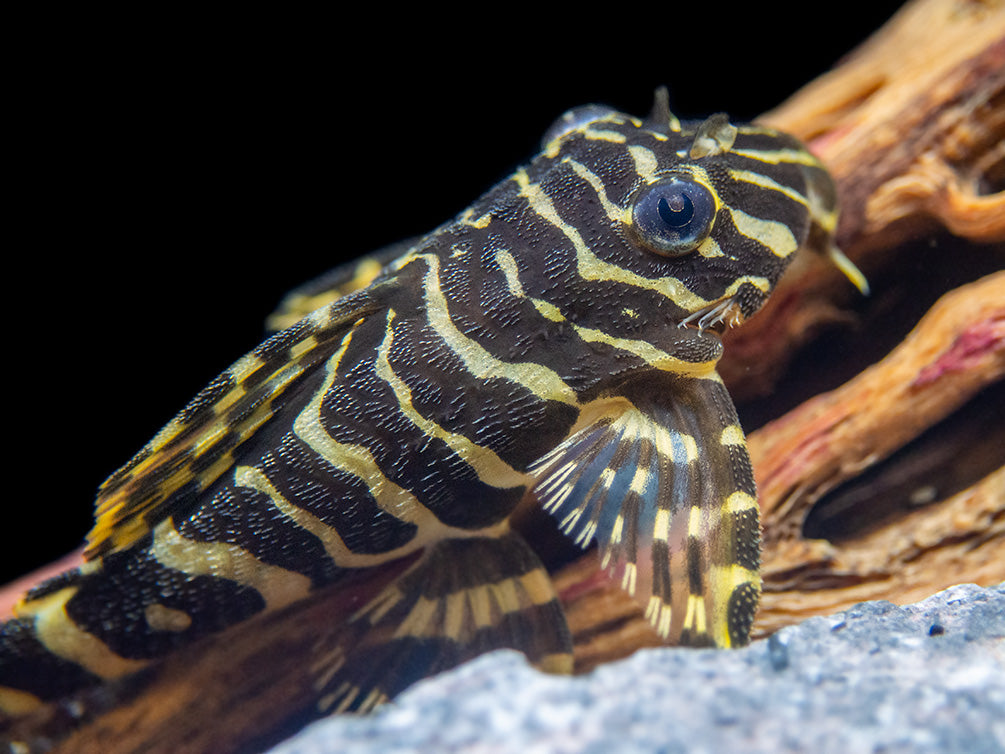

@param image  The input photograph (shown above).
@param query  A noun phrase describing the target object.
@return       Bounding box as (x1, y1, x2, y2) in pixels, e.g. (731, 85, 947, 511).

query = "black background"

(5, 4, 907, 581)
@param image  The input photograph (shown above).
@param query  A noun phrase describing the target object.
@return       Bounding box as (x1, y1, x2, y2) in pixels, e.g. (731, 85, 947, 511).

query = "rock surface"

(271, 583, 1005, 754)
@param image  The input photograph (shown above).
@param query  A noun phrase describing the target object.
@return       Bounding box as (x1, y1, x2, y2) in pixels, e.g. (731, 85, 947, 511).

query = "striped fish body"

(0, 93, 839, 726)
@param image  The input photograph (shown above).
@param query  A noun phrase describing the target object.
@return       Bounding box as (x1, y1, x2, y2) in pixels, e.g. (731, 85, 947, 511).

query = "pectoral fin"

(530, 378, 761, 648)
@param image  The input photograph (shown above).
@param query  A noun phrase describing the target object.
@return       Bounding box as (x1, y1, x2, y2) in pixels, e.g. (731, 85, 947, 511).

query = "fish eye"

(631, 177, 716, 256)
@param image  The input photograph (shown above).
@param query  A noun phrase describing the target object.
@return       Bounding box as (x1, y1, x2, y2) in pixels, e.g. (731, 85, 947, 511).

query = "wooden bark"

(3, 0, 1002, 750)
(719, 0, 1005, 398)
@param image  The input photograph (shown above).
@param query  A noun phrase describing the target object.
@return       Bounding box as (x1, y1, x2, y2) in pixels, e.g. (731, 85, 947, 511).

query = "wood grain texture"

(720, 0, 1004, 398)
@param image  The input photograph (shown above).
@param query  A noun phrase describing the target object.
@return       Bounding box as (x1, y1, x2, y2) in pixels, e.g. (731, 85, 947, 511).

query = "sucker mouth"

(677, 296, 743, 335)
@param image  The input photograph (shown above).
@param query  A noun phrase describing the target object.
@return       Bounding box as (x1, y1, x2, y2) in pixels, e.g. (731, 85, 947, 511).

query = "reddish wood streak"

(913, 313, 1005, 387)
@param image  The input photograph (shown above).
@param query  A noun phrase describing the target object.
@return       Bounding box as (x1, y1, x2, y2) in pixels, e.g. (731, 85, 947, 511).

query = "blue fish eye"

(632, 177, 716, 256)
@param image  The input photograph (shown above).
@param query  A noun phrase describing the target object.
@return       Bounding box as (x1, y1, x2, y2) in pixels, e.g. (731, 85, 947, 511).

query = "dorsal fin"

(529, 379, 761, 648)
(648, 86, 681, 133)
(85, 288, 385, 559)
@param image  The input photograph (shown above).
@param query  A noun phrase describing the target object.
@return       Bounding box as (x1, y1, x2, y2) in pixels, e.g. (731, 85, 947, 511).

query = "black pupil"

(657, 192, 694, 228)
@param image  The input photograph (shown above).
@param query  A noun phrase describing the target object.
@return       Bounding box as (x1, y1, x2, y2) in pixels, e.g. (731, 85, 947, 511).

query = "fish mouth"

(677, 296, 744, 336)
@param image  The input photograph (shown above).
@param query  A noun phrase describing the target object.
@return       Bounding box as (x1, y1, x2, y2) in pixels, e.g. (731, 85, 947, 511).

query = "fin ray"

(266, 238, 418, 332)
(311, 531, 572, 713)
(86, 288, 387, 559)
(530, 379, 761, 647)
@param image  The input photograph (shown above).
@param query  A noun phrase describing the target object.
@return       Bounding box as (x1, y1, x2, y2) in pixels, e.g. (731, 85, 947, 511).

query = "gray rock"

(271, 583, 1005, 754)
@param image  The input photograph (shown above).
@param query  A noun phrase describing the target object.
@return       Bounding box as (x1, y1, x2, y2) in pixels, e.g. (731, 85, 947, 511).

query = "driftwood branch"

(720, 0, 1004, 398)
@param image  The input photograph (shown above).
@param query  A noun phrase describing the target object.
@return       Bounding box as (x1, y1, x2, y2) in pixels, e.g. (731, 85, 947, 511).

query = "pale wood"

(757, 466, 1004, 636)
(751, 272, 1005, 541)
(719, 0, 1005, 398)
